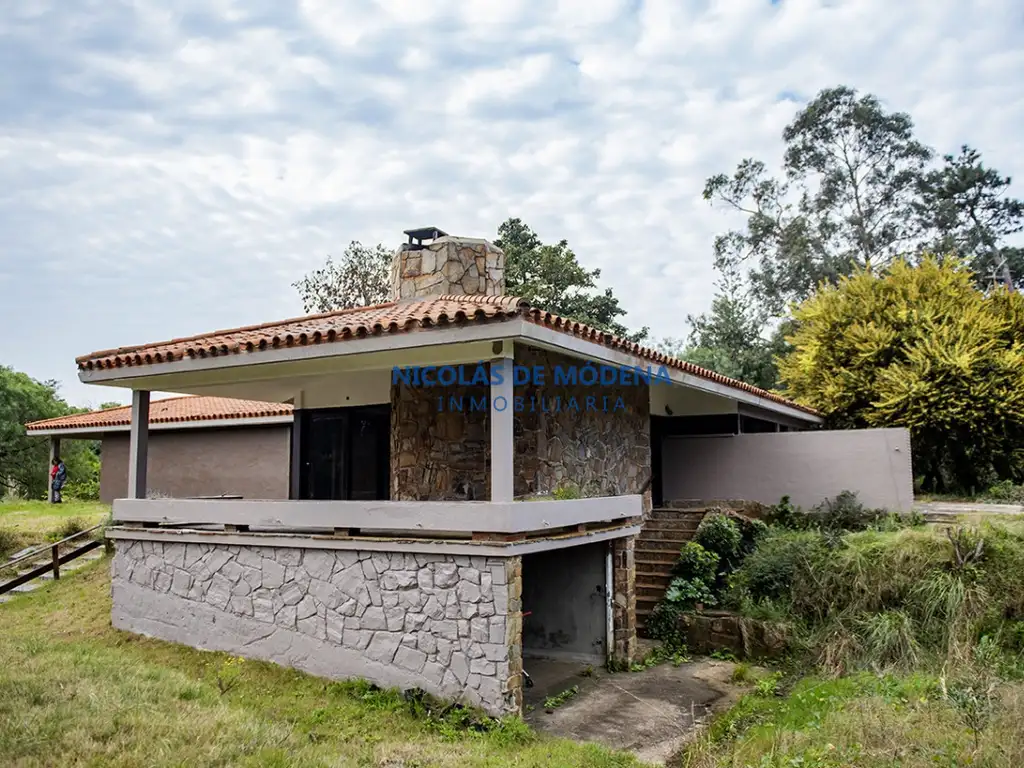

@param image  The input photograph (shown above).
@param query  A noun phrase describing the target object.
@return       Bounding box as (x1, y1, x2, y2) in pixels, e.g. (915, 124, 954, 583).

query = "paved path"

(913, 501, 1024, 518)
(524, 654, 738, 765)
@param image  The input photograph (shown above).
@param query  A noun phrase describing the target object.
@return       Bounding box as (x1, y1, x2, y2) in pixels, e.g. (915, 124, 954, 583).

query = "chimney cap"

(403, 226, 448, 247)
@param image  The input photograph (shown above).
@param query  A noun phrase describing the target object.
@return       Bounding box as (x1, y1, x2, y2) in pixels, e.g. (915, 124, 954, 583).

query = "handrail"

(2, 523, 104, 571)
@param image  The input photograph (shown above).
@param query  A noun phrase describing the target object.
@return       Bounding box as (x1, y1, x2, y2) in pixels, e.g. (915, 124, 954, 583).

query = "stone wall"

(111, 539, 521, 715)
(390, 237, 505, 301)
(677, 610, 788, 660)
(390, 347, 652, 502)
(390, 372, 490, 501)
(513, 346, 651, 498)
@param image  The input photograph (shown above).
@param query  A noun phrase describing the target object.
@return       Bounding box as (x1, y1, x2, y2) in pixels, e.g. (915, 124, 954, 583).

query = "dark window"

(295, 406, 390, 501)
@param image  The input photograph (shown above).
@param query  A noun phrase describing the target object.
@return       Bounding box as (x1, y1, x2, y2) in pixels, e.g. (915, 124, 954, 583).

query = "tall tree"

(0, 367, 98, 499)
(915, 145, 1024, 288)
(704, 86, 934, 315)
(495, 218, 647, 341)
(695, 85, 1023, 388)
(683, 268, 787, 390)
(293, 241, 391, 314)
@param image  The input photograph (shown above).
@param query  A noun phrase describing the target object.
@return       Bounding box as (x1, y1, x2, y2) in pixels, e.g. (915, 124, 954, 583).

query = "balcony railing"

(111, 495, 643, 540)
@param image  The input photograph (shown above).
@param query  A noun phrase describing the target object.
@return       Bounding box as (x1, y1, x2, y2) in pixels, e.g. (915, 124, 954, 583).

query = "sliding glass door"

(296, 405, 390, 501)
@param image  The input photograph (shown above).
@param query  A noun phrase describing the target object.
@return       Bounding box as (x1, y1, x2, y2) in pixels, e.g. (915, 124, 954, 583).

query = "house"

(64, 229, 911, 716)
(25, 396, 295, 503)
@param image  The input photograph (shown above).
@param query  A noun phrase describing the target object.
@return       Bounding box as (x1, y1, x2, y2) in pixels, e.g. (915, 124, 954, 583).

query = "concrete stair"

(636, 508, 707, 635)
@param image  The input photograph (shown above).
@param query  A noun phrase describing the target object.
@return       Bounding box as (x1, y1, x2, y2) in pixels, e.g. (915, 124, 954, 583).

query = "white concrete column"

(127, 390, 150, 499)
(490, 349, 514, 502)
(48, 437, 60, 503)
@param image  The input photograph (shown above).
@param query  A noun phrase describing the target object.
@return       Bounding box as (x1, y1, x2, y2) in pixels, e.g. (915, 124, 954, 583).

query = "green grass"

(0, 559, 642, 767)
(0, 500, 109, 557)
(680, 672, 1024, 767)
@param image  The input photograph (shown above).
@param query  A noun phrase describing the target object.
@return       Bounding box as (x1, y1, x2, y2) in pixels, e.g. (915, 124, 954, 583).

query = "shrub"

(645, 602, 688, 649)
(0, 528, 24, 560)
(729, 529, 831, 605)
(986, 479, 1024, 503)
(764, 495, 808, 530)
(46, 517, 89, 543)
(673, 541, 719, 584)
(65, 477, 100, 501)
(665, 576, 717, 608)
(811, 490, 874, 532)
(695, 513, 742, 565)
(552, 484, 581, 501)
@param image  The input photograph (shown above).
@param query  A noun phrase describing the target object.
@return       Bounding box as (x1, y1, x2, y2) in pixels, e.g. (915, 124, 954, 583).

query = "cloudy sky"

(2, 0, 1022, 408)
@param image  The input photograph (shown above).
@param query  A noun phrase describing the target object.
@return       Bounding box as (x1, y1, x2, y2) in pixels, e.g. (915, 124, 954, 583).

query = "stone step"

(649, 509, 707, 520)
(640, 526, 700, 540)
(641, 517, 702, 531)
(636, 551, 680, 565)
(635, 538, 690, 551)
(636, 571, 672, 587)
(634, 589, 667, 602)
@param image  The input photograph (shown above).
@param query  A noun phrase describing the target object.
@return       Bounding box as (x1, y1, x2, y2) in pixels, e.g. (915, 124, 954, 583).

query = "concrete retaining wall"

(662, 428, 914, 511)
(111, 538, 522, 715)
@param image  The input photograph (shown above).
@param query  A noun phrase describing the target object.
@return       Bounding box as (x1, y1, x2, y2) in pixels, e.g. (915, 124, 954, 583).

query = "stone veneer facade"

(391, 237, 505, 301)
(390, 347, 652, 501)
(111, 539, 523, 715)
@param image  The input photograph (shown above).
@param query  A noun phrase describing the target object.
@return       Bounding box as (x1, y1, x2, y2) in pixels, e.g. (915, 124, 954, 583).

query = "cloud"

(0, 0, 1022, 407)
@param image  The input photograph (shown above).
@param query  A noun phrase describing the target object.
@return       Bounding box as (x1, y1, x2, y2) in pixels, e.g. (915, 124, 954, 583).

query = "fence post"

(51, 544, 60, 580)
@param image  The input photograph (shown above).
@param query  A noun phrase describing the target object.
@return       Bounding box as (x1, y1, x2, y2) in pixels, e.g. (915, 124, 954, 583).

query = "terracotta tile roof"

(74, 295, 817, 417)
(25, 396, 293, 433)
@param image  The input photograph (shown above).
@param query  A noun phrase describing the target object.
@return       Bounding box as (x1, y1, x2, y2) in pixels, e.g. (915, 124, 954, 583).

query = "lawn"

(0, 500, 109, 556)
(0, 558, 641, 768)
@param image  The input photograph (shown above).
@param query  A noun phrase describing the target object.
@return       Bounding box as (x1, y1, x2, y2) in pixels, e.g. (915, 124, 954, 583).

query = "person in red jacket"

(50, 457, 67, 503)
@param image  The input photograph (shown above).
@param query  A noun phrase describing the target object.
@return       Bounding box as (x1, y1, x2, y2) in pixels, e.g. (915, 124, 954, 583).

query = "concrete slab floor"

(523, 656, 739, 766)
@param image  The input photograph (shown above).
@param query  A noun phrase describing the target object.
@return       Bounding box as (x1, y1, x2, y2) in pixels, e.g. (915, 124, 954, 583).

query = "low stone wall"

(111, 538, 522, 715)
(678, 610, 787, 660)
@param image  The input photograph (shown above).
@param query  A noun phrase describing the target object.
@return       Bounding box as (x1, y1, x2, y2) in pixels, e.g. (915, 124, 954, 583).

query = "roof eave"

(75, 317, 819, 424)
(25, 414, 295, 438)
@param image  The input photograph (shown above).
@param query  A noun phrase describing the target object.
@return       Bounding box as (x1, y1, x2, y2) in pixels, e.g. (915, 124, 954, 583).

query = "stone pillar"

(503, 556, 524, 712)
(391, 236, 505, 301)
(611, 536, 637, 664)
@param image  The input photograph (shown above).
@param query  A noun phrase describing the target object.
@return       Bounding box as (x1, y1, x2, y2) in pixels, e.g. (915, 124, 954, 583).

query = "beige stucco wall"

(99, 426, 291, 503)
(661, 427, 914, 511)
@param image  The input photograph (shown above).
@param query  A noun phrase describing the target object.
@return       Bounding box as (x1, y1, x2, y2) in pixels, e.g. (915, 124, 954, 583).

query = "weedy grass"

(0, 559, 642, 768)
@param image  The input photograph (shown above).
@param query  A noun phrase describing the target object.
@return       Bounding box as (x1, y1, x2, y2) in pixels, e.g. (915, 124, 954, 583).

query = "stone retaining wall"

(111, 539, 522, 715)
(678, 610, 788, 660)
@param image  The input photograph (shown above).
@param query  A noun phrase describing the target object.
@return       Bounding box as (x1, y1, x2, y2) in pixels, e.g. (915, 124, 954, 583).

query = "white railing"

(111, 495, 643, 535)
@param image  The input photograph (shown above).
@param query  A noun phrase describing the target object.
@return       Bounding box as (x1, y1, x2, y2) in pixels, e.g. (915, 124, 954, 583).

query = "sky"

(1, 0, 1023, 409)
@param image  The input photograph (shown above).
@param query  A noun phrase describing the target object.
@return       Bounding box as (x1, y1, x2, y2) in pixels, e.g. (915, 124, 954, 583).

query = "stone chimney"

(391, 227, 505, 301)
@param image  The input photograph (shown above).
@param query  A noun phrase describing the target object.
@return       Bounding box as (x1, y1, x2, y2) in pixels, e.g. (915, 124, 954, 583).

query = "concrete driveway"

(523, 655, 738, 765)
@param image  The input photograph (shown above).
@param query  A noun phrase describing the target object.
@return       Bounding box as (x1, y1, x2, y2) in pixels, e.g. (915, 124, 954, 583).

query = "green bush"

(0, 528, 24, 560)
(729, 529, 831, 605)
(46, 517, 90, 543)
(665, 576, 717, 608)
(695, 513, 742, 565)
(986, 479, 1024, 503)
(65, 477, 100, 501)
(673, 541, 718, 584)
